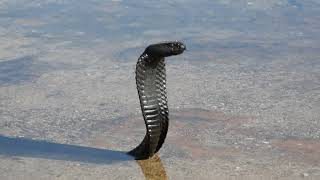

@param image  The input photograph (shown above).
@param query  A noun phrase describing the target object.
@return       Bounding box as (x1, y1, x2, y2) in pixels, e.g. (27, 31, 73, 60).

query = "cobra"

(128, 41, 186, 160)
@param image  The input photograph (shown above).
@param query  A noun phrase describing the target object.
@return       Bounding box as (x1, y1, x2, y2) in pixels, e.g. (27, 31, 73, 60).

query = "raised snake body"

(128, 41, 186, 160)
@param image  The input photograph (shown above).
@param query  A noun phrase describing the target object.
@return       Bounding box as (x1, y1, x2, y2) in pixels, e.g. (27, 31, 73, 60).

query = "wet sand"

(0, 108, 319, 179)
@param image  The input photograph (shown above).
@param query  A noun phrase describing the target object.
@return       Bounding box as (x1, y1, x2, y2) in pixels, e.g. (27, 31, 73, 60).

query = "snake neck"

(128, 53, 169, 159)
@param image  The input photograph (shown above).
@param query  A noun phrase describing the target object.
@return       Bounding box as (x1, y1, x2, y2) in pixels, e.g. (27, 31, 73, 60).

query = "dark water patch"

(0, 56, 71, 86)
(0, 2, 67, 19)
(0, 56, 38, 85)
(0, 0, 279, 43)
(288, 0, 304, 10)
(0, 135, 133, 164)
(0, 1, 116, 42)
(24, 30, 46, 38)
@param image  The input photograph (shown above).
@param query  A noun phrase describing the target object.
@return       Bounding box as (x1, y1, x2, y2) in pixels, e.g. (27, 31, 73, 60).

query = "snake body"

(128, 41, 186, 160)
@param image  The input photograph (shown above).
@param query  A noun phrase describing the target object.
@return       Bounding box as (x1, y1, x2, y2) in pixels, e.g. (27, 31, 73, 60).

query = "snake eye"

(168, 43, 174, 48)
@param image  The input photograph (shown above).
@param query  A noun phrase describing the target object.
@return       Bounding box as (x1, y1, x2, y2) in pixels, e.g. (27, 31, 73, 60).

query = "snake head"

(145, 41, 186, 57)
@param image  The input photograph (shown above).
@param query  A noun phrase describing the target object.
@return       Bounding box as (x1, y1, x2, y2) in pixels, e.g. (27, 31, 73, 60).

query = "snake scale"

(128, 41, 186, 160)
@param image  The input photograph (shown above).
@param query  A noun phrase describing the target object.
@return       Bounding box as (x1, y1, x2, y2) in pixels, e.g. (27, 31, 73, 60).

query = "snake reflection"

(137, 154, 168, 180)
(128, 41, 186, 160)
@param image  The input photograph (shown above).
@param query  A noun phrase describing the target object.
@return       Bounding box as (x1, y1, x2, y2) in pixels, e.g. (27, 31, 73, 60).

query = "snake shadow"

(0, 135, 134, 164)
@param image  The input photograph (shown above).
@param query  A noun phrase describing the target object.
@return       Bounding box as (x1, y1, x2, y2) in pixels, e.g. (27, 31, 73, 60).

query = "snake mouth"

(128, 41, 185, 160)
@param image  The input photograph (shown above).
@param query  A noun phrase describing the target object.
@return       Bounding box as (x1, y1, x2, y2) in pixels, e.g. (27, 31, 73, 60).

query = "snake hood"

(144, 41, 186, 58)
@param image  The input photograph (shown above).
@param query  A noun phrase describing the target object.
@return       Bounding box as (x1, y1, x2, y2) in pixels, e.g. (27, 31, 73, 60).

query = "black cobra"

(128, 41, 186, 160)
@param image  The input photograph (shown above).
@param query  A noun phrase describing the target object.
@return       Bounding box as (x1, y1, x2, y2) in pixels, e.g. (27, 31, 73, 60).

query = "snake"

(128, 41, 186, 160)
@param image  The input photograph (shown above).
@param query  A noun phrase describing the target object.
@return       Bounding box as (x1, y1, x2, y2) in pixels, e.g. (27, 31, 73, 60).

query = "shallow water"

(0, 0, 320, 179)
